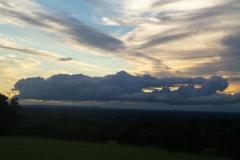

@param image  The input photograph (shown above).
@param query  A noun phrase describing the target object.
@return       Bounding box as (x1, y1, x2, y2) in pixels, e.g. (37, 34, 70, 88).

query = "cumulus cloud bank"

(14, 71, 239, 105)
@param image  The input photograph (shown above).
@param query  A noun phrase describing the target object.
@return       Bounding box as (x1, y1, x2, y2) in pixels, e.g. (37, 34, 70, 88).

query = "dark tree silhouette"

(0, 94, 20, 134)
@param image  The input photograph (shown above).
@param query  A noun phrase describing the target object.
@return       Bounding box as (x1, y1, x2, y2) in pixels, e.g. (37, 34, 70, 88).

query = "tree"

(0, 94, 20, 134)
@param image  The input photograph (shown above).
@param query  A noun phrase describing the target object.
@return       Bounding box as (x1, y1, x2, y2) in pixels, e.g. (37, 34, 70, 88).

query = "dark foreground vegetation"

(0, 137, 226, 160)
(0, 94, 20, 134)
(14, 106, 240, 159)
(0, 94, 239, 159)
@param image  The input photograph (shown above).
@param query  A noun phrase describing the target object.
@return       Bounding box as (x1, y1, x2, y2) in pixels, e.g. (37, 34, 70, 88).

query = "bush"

(0, 94, 20, 134)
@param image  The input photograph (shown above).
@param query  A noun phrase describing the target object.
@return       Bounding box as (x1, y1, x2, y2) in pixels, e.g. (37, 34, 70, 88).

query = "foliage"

(0, 94, 20, 134)
(17, 107, 240, 158)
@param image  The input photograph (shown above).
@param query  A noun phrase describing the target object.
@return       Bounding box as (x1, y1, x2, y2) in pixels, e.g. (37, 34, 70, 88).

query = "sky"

(0, 0, 240, 96)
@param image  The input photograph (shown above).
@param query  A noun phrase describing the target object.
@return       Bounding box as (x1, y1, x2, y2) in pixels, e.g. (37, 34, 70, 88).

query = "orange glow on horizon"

(224, 82, 240, 95)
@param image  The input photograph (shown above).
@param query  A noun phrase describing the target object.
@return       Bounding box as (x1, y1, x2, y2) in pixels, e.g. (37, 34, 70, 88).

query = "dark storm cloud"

(14, 71, 237, 105)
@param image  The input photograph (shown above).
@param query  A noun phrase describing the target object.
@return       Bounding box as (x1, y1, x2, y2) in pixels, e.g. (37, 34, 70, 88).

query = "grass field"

(0, 137, 228, 160)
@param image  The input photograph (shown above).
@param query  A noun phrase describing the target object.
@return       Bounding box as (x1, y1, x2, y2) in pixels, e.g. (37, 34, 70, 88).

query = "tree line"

(0, 94, 20, 134)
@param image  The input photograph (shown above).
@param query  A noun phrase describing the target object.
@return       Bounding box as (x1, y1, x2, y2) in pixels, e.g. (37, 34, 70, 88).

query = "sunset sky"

(0, 0, 240, 95)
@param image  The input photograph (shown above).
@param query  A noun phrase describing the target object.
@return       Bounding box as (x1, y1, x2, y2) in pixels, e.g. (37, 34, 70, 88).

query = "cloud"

(101, 17, 122, 26)
(0, 1, 125, 52)
(64, 17, 125, 51)
(138, 32, 192, 49)
(151, 0, 179, 7)
(105, 0, 240, 76)
(14, 71, 239, 105)
(228, 77, 240, 82)
(0, 36, 72, 61)
(0, 36, 101, 71)
(0, 55, 41, 93)
(1, 0, 240, 80)
(58, 57, 73, 62)
(187, 32, 240, 75)
(223, 33, 240, 56)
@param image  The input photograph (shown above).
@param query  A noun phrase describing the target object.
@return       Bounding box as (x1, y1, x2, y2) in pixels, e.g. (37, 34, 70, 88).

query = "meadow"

(0, 137, 228, 160)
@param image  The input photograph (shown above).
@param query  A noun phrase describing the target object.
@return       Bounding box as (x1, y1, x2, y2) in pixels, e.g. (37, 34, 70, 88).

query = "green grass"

(0, 137, 227, 160)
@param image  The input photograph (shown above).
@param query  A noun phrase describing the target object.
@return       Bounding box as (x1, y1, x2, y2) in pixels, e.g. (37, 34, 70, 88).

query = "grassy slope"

(0, 137, 227, 160)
